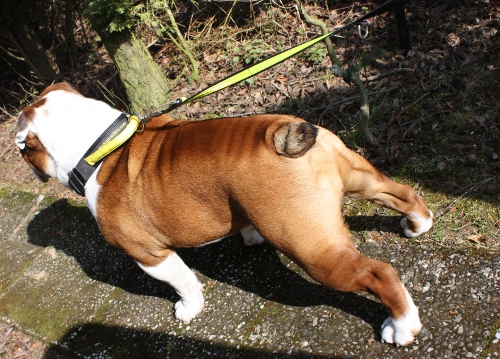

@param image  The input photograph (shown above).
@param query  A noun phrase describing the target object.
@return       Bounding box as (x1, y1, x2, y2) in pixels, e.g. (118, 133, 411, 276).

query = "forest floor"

(0, 1, 499, 357)
(1, 0, 498, 249)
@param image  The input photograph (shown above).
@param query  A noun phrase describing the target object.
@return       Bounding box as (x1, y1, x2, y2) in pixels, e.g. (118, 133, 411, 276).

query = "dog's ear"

(16, 97, 48, 150)
(15, 111, 33, 150)
(273, 121, 318, 158)
(17, 115, 52, 182)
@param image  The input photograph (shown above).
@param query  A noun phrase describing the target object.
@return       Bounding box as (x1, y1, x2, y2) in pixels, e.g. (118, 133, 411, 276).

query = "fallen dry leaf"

(31, 341, 43, 350)
(468, 234, 485, 244)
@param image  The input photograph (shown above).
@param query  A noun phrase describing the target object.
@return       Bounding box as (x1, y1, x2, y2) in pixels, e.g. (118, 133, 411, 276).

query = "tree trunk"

(91, 23, 172, 115)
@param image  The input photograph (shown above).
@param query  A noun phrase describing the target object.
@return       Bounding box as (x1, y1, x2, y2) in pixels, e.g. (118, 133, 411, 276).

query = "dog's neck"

(33, 90, 122, 186)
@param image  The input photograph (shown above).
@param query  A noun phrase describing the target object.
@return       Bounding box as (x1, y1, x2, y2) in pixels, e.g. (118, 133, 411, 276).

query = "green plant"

(87, 0, 199, 80)
(86, 0, 139, 32)
(297, 43, 327, 64)
(221, 43, 242, 66)
(243, 39, 269, 64)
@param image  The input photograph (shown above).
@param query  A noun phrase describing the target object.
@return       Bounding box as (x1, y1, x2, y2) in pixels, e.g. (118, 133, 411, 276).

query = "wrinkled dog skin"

(16, 83, 433, 345)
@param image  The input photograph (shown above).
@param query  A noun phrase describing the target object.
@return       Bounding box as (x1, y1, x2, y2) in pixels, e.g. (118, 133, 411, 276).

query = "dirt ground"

(0, 2, 499, 240)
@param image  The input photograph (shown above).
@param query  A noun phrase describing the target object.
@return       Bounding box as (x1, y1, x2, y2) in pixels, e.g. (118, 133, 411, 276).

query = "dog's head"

(16, 83, 82, 182)
(16, 104, 53, 182)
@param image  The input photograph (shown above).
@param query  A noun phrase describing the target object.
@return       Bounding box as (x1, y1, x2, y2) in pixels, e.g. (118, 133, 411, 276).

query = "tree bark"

(91, 23, 172, 115)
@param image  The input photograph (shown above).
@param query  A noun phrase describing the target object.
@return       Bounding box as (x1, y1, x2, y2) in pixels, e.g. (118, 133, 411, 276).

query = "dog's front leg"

(137, 251, 204, 322)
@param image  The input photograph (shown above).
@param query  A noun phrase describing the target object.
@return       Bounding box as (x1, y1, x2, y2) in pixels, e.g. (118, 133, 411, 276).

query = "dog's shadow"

(27, 199, 402, 336)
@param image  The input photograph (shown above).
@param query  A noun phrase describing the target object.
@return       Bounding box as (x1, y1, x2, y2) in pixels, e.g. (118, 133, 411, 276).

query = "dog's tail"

(271, 121, 318, 158)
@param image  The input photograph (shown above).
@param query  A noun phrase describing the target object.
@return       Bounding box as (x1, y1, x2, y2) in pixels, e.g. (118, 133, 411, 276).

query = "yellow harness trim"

(84, 114, 142, 166)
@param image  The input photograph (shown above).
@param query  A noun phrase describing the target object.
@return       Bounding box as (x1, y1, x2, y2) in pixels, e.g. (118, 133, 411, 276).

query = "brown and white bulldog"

(15, 82, 433, 346)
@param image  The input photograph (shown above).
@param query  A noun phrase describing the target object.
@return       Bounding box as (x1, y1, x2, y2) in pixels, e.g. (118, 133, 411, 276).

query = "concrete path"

(0, 187, 499, 358)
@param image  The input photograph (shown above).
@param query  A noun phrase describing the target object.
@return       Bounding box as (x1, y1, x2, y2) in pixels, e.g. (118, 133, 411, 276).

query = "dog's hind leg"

(341, 154, 433, 237)
(137, 251, 204, 322)
(254, 198, 421, 345)
(289, 241, 421, 346)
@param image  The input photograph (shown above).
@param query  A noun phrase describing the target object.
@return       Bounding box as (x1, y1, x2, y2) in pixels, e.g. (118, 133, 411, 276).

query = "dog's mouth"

(33, 169, 50, 182)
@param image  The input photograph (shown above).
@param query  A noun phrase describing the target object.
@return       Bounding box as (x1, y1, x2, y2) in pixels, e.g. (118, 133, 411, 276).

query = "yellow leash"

(143, 0, 409, 119)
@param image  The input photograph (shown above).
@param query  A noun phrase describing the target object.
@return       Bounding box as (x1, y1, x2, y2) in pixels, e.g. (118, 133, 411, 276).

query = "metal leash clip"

(129, 114, 147, 133)
(166, 97, 186, 112)
(357, 21, 371, 39)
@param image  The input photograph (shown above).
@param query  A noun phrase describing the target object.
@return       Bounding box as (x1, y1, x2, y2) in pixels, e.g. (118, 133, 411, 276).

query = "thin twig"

(222, 0, 239, 27)
(270, 81, 290, 97)
(317, 106, 346, 129)
(401, 91, 456, 139)
(165, 5, 199, 80)
(271, 19, 289, 36)
(361, 68, 410, 82)
(309, 85, 399, 113)
(0, 43, 25, 61)
(0, 143, 14, 160)
(434, 175, 499, 220)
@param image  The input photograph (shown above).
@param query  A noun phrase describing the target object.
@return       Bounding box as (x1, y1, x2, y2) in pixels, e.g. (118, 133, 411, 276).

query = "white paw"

(241, 226, 265, 246)
(381, 316, 421, 346)
(401, 210, 433, 238)
(381, 289, 422, 346)
(174, 284, 205, 322)
(381, 316, 397, 343)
